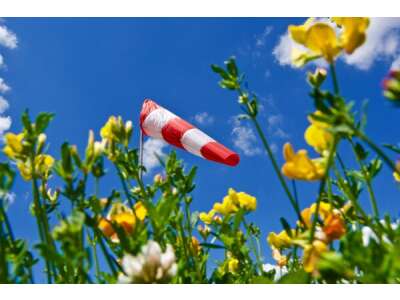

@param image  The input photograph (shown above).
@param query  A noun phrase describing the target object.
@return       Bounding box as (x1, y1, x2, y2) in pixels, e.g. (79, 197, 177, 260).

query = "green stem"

(0, 222, 8, 283)
(355, 129, 399, 176)
(330, 63, 340, 95)
(349, 139, 380, 218)
(243, 218, 263, 274)
(309, 136, 339, 243)
(0, 202, 15, 243)
(115, 165, 134, 208)
(251, 117, 304, 225)
(31, 177, 53, 283)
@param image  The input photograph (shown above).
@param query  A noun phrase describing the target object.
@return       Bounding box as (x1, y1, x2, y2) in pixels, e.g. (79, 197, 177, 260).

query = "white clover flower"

(263, 263, 288, 281)
(118, 240, 177, 283)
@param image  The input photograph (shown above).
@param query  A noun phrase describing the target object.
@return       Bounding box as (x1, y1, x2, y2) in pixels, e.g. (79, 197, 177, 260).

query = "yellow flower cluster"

(99, 116, 133, 161)
(100, 116, 132, 146)
(289, 17, 369, 66)
(199, 188, 257, 224)
(3, 132, 55, 181)
(98, 202, 147, 242)
(282, 111, 332, 181)
(3, 133, 25, 160)
(267, 201, 347, 273)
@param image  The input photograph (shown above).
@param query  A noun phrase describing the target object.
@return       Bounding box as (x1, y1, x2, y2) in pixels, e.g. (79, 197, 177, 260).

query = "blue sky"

(1, 18, 400, 281)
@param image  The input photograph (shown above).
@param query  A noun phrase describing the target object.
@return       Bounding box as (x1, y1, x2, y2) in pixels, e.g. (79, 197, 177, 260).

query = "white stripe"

(181, 128, 215, 157)
(142, 107, 177, 139)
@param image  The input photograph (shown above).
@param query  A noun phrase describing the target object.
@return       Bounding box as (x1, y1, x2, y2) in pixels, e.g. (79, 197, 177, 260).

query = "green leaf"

(252, 276, 273, 284)
(35, 112, 55, 134)
(280, 217, 293, 238)
(21, 109, 33, 134)
(354, 142, 368, 161)
(225, 57, 238, 78)
(278, 269, 310, 283)
(199, 243, 225, 249)
(211, 64, 230, 80)
(367, 158, 383, 178)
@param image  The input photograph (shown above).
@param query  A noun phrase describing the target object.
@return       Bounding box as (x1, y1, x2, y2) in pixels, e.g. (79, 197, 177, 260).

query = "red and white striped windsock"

(140, 99, 240, 166)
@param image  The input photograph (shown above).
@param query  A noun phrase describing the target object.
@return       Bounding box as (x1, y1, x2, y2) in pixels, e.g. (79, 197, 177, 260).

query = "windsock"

(140, 99, 240, 166)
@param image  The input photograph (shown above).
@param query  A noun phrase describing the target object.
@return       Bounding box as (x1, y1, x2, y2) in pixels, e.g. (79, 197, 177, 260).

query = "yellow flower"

(303, 240, 328, 273)
(267, 230, 294, 249)
(237, 191, 257, 211)
(282, 143, 325, 181)
(3, 133, 25, 160)
(213, 191, 239, 215)
(98, 202, 146, 242)
(35, 154, 55, 179)
(199, 209, 216, 224)
(191, 236, 201, 255)
(17, 161, 32, 181)
(225, 188, 257, 212)
(304, 112, 333, 154)
(394, 172, 400, 182)
(310, 201, 332, 220)
(300, 207, 313, 228)
(100, 116, 119, 142)
(227, 257, 239, 274)
(289, 19, 341, 64)
(332, 17, 370, 54)
(394, 161, 400, 182)
(134, 201, 147, 221)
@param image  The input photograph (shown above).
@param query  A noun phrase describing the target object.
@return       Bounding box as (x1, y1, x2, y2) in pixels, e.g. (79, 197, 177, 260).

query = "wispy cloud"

(392, 56, 400, 69)
(0, 24, 18, 49)
(255, 26, 273, 48)
(0, 96, 11, 137)
(193, 112, 215, 126)
(230, 116, 262, 157)
(0, 78, 10, 93)
(267, 114, 290, 139)
(142, 138, 168, 174)
(0, 21, 17, 139)
(272, 18, 400, 70)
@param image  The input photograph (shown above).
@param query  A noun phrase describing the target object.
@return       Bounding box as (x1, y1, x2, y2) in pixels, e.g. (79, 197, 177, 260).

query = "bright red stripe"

(200, 141, 240, 166)
(161, 117, 194, 149)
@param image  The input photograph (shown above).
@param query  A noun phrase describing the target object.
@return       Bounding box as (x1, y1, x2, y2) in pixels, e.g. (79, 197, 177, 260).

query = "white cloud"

(272, 18, 400, 71)
(0, 25, 18, 49)
(267, 114, 282, 127)
(255, 26, 273, 48)
(142, 138, 168, 174)
(343, 18, 400, 70)
(392, 56, 400, 69)
(0, 22, 16, 139)
(0, 78, 10, 93)
(267, 114, 290, 139)
(0, 100, 11, 136)
(0, 96, 11, 137)
(231, 116, 262, 156)
(193, 112, 215, 126)
(0, 96, 9, 113)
